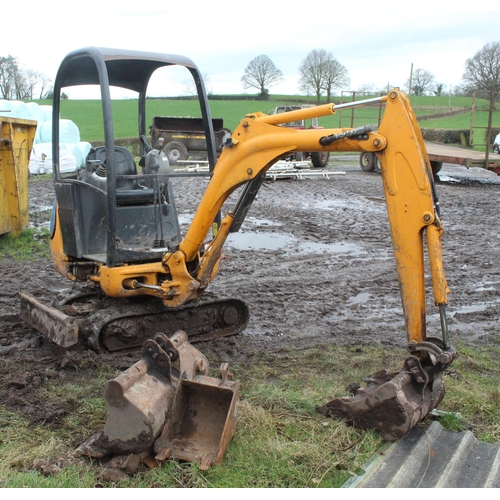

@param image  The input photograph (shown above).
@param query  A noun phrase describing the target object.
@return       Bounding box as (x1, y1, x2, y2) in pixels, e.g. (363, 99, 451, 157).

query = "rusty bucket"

(317, 355, 448, 441)
(78, 331, 239, 469)
(154, 363, 239, 470)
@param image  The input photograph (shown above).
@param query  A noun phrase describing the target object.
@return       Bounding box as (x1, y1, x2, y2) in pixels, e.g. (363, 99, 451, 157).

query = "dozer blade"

(77, 331, 239, 470)
(317, 356, 447, 441)
(19, 291, 79, 348)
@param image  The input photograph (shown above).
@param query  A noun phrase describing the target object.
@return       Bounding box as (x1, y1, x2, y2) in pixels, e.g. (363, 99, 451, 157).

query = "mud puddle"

(226, 230, 365, 256)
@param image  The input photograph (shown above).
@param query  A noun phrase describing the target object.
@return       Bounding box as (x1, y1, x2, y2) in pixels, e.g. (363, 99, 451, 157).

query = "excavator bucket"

(317, 355, 451, 441)
(77, 331, 239, 469)
(154, 363, 239, 470)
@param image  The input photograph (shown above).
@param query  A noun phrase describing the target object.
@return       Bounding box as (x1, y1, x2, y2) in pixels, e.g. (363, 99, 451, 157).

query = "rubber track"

(98, 298, 249, 351)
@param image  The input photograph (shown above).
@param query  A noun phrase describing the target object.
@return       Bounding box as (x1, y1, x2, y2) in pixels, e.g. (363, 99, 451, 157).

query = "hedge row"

(421, 127, 500, 146)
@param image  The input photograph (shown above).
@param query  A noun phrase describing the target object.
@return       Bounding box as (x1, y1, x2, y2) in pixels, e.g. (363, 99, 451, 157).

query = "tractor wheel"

(164, 141, 188, 165)
(311, 151, 330, 168)
(359, 151, 375, 172)
(431, 161, 442, 175)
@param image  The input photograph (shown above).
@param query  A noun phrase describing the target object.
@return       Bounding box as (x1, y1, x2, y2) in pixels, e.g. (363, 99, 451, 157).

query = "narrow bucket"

(154, 364, 239, 470)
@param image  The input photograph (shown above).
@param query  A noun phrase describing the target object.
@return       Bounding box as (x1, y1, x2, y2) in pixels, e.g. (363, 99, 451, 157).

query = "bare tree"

(356, 83, 377, 94)
(298, 49, 349, 103)
(434, 83, 446, 96)
(38, 74, 53, 99)
(1, 55, 52, 100)
(406, 68, 436, 96)
(452, 83, 470, 97)
(241, 55, 283, 98)
(18, 69, 41, 100)
(182, 73, 211, 96)
(0, 55, 19, 99)
(323, 59, 350, 103)
(462, 41, 500, 93)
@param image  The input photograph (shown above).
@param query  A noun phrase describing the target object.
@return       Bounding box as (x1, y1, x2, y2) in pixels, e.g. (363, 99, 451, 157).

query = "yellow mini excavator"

(20, 47, 457, 454)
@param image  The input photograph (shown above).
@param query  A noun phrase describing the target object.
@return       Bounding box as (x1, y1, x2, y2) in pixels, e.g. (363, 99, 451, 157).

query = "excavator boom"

(130, 90, 450, 351)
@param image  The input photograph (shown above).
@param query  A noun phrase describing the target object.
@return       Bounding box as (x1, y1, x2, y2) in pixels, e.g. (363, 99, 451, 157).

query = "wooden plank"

(425, 142, 500, 169)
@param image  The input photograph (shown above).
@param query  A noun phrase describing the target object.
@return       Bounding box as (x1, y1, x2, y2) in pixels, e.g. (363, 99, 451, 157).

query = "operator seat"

(88, 146, 155, 205)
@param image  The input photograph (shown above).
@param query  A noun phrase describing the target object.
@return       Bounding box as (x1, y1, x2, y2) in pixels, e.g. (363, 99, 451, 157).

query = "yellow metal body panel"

(0, 117, 36, 236)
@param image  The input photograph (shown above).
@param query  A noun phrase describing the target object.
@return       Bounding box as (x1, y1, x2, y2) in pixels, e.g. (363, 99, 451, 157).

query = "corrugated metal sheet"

(344, 421, 500, 488)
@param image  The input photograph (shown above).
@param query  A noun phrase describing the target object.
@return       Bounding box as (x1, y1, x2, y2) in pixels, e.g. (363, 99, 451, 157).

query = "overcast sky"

(3, 2, 500, 99)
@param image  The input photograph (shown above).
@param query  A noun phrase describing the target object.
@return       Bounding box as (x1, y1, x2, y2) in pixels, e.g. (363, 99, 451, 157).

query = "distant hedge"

(92, 137, 141, 156)
(421, 128, 470, 145)
(421, 127, 500, 146)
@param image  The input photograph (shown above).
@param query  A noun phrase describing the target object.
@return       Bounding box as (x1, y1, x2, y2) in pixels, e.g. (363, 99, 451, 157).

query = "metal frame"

(51, 47, 217, 267)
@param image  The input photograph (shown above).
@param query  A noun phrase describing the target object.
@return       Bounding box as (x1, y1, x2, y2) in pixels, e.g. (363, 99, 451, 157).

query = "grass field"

(30, 93, 499, 143)
(0, 304, 498, 488)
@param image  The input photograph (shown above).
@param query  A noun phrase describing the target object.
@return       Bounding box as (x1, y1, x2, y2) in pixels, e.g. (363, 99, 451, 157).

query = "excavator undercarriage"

(19, 47, 459, 469)
(20, 287, 249, 351)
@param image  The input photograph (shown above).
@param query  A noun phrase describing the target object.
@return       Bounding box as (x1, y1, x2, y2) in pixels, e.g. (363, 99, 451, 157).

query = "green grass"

(422, 110, 500, 129)
(0, 227, 51, 260)
(0, 345, 386, 488)
(29, 93, 497, 143)
(1, 342, 499, 487)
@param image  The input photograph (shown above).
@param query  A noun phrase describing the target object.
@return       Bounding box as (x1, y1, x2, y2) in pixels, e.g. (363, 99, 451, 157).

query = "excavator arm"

(106, 90, 450, 355)
(376, 91, 450, 349)
(143, 90, 458, 441)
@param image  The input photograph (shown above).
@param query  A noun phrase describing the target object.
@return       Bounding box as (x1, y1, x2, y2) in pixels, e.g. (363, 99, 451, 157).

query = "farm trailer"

(149, 116, 230, 164)
(360, 142, 500, 175)
(425, 142, 500, 175)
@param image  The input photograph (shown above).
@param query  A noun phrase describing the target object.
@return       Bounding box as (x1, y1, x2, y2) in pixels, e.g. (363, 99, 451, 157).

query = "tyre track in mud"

(206, 172, 407, 352)
(205, 165, 500, 360)
(432, 174, 500, 344)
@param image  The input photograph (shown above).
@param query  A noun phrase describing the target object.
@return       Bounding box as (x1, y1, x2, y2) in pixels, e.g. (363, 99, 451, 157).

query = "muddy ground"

(1, 158, 499, 465)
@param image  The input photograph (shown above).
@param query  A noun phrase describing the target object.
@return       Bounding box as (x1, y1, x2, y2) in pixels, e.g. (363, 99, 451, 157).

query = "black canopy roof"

(55, 46, 199, 93)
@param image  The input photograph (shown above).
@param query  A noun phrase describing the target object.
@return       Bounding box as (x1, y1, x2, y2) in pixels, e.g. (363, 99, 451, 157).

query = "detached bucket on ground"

(78, 331, 239, 470)
(154, 363, 239, 470)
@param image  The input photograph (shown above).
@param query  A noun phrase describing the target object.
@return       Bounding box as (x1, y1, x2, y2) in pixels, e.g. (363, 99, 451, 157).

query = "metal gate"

(469, 90, 499, 167)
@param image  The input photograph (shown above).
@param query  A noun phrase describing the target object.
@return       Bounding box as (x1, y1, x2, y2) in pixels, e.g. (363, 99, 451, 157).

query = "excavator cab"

(20, 47, 249, 351)
(49, 47, 218, 271)
(32, 48, 243, 468)
(54, 144, 180, 268)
